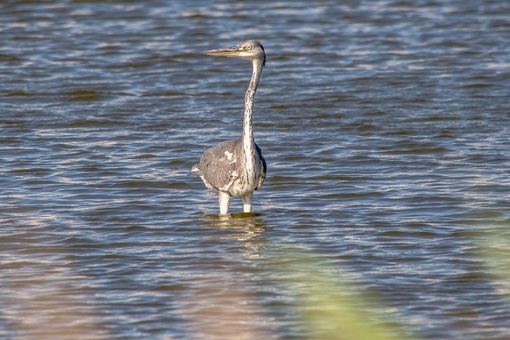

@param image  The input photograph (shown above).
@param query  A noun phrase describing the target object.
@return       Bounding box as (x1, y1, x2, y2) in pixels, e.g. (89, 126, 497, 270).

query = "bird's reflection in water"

(200, 212, 267, 240)
(199, 212, 268, 260)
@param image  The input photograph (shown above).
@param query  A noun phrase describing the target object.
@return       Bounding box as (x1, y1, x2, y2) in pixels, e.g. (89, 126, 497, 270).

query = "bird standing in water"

(192, 40, 267, 214)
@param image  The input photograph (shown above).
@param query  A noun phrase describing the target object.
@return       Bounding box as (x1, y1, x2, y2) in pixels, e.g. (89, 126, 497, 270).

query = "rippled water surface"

(1, 1, 510, 339)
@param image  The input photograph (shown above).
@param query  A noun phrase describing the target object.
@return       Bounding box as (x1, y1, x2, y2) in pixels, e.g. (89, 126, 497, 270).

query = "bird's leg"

(218, 191, 230, 215)
(242, 192, 253, 213)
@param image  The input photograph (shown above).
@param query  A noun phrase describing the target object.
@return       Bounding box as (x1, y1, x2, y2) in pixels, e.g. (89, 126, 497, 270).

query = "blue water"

(1, 1, 509, 339)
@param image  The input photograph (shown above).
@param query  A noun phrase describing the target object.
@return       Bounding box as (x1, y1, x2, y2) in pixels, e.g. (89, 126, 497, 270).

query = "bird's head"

(205, 40, 266, 66)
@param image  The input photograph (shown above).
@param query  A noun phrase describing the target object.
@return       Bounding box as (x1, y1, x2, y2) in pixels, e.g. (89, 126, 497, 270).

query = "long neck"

(243, 59, 263, 152)
(241, 59, 263, 176)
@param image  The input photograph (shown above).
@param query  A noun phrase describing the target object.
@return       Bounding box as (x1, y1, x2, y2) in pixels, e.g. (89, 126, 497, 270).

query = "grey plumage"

(192, 40, 267, 214)
(192, 137, 266, 195)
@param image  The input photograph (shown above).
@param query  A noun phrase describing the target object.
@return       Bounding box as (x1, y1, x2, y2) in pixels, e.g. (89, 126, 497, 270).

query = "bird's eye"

(246, 45, 253, 50)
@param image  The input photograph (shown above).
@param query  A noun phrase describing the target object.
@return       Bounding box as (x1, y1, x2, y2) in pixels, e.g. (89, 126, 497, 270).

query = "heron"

(192, 40, 267, 215)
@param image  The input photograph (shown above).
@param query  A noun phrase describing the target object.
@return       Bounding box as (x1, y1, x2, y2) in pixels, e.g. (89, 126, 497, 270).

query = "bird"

(192, 40, 267, 215)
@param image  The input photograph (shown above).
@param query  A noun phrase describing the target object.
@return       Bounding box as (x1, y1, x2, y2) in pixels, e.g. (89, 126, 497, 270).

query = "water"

(1, 1, 509, 339)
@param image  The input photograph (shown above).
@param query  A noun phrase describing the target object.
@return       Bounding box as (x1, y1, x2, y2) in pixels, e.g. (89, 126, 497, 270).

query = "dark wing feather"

(255, 142, 266, 189)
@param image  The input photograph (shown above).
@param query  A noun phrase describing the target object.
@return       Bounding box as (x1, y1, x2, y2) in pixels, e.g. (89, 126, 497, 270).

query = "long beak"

(204, 45, 241, 57)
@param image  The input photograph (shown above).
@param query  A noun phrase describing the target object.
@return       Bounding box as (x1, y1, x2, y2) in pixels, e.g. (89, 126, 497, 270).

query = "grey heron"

(192, 40, 267, 214)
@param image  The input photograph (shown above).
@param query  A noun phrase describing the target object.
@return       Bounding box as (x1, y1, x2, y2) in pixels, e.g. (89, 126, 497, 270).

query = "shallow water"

(1, 1, 510, 339)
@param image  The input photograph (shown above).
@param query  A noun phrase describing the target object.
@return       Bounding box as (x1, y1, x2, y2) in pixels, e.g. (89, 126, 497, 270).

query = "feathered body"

(192, 137, 266, 197)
